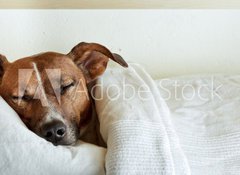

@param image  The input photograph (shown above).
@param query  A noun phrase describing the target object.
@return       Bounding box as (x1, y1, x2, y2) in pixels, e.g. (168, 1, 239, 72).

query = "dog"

(0, 42, 128, 146)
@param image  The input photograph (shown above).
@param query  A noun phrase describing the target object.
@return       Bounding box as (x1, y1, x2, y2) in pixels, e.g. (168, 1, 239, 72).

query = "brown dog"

(0, 42, 128, 146)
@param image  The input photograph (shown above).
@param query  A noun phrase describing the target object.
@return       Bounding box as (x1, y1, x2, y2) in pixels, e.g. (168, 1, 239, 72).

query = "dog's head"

(0, 42, 128, 145)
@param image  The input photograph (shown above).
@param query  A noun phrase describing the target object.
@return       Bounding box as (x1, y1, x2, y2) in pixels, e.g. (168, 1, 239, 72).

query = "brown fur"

(0, 42, 128, 146)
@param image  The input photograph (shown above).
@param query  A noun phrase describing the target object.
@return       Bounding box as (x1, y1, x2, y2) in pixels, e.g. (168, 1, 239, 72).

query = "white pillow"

(0, 96, 106, 175)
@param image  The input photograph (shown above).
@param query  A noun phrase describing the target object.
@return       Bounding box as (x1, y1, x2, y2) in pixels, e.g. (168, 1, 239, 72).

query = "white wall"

(0, 10, 240, 78)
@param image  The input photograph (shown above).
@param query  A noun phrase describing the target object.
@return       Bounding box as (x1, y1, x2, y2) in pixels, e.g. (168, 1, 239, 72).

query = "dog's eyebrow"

(61, 75, 75, 83)
(32, 62, 49, 106)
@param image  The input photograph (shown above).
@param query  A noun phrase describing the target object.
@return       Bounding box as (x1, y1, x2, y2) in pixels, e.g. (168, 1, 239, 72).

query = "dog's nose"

(41, 121, 66, 144)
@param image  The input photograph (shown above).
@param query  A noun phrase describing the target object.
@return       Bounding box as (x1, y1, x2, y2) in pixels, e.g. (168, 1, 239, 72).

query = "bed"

(1, 64, 240, 175)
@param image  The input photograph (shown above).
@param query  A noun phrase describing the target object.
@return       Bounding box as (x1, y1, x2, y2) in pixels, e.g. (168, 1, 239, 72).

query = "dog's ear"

(67, 42, 128, 83)
(0, 54, 8, 84)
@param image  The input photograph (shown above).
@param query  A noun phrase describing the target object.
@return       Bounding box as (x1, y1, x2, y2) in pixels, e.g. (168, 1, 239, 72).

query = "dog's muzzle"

(41, 120, 66, 145)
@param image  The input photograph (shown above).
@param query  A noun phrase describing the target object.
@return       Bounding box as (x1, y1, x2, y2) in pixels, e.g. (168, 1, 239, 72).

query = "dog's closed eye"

(11, 94, 33, 104)
(60, 82, 75, 95)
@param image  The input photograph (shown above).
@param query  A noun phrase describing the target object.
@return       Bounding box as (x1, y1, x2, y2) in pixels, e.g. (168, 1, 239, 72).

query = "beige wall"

(0, 0, 240, 8)
(0, 10, 240, 78)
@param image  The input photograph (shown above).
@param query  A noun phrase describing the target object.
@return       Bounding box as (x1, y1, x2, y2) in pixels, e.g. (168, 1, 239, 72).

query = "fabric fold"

(95, 64, 190, 175)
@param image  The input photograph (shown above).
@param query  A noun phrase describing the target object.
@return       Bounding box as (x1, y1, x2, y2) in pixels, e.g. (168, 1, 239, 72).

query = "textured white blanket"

(1, 64, 240, 175)
(95, 64, 190, 175)
(157, 75, 240, 175)
(96, 65, 240, 175)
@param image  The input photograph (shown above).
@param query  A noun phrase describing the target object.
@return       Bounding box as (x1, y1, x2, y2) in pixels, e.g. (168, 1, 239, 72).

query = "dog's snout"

(41, 121, 66, 144)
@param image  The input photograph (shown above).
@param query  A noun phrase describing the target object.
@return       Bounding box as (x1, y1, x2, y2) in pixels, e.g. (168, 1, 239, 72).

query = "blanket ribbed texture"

(95, 64, 190, 175)
(106, 121, 173, 174)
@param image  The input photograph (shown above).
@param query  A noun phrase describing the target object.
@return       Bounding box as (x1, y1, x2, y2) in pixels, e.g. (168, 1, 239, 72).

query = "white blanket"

(95, 64, 190, 174)
(95, 65, 240, 175)
(1, 64, 240, 175)
(156, 75, 240, 175)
